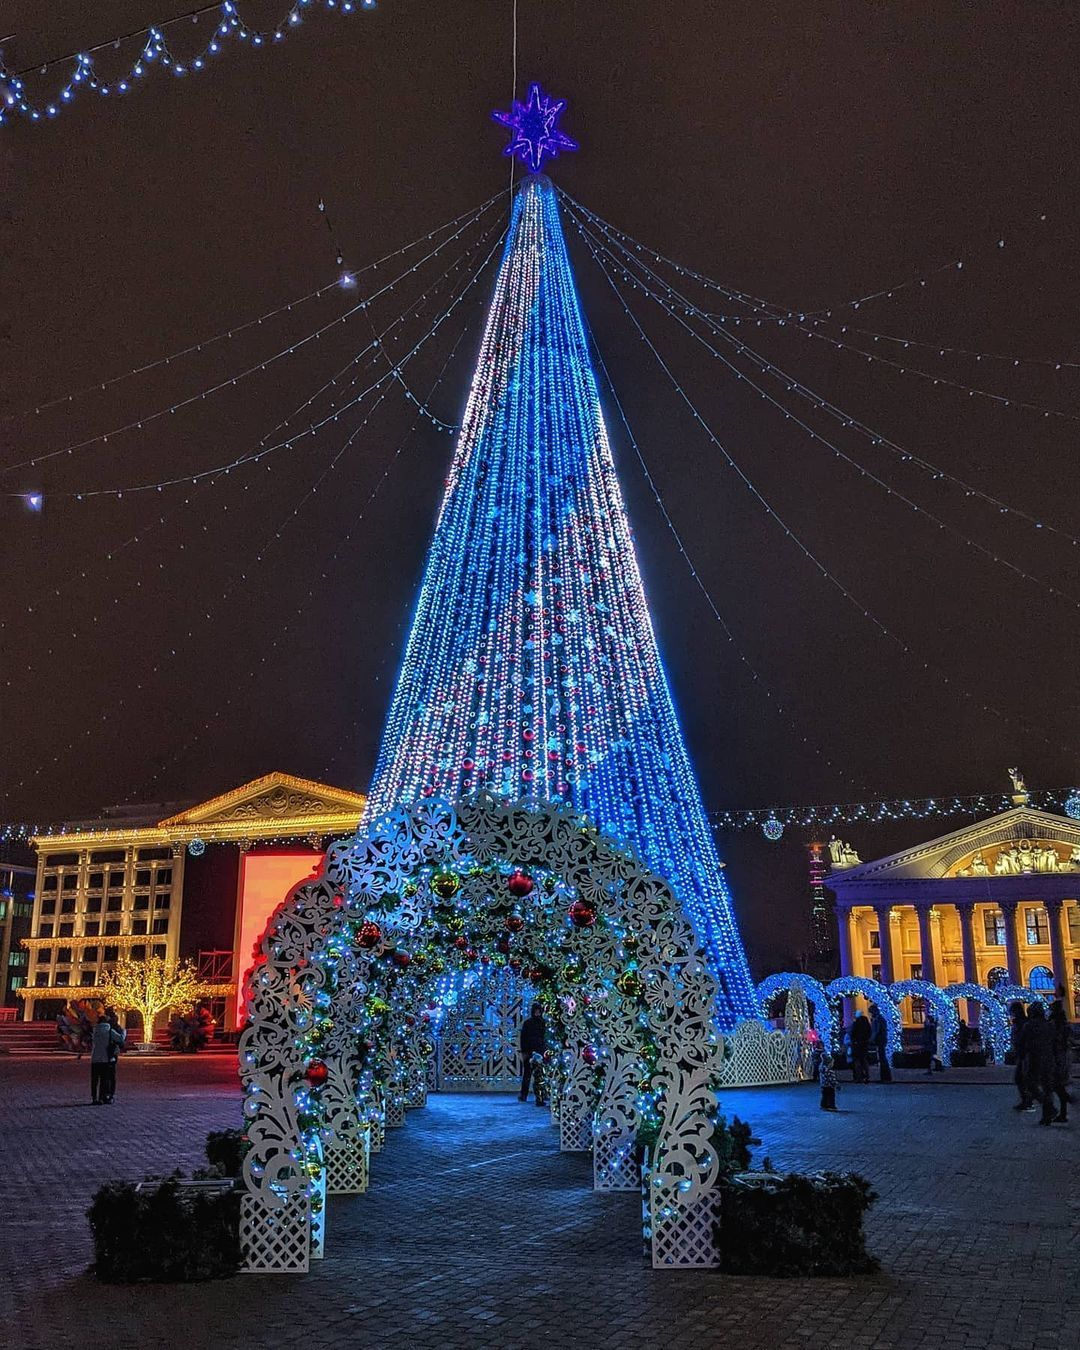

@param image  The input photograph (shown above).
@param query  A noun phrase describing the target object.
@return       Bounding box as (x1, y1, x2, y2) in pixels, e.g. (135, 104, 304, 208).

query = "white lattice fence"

(240, 1191, 311, 1275)
(646, 1184, 720, 1269)
(593, 1128, 641, 1191)
(716, 1019, 804, 1087)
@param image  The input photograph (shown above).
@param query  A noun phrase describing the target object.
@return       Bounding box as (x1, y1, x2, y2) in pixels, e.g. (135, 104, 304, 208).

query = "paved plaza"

(1, 1054, 1077, 1349)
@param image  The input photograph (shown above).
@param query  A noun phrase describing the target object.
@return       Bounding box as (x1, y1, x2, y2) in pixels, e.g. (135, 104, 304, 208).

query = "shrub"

(88, 1177, 240, 1282)
(205, 1127, 250, 1178)
(717, 1170, 878, 1277)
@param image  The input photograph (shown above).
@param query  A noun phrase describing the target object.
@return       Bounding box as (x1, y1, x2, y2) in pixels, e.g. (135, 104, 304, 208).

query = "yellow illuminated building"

(19, 772, 366, 1031)
(827, 803, 1080, 1022)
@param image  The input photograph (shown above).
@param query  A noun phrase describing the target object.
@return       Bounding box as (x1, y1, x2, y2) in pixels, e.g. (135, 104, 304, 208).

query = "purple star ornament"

(492, 82, 578, 174)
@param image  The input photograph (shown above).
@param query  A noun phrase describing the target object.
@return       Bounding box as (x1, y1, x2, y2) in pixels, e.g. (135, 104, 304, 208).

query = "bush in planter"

(87, 1177, 240, 1282)
(204, 1127, 250, 1178)
(717, 1170, 878, 1277)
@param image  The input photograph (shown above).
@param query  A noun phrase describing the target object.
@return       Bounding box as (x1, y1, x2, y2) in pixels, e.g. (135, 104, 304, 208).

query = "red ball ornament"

(357, 921, 382, 950)
(392, 951, 412, 968)
(581, 1045, 597, 1066)
(568, 899, 597, 929)
(505, 913, 525, 932)
(508, 870, 534, 898)
(453, 935, 469, 950)
(304, 1060, 329, 1088)
(509, 959, 522, 973)
(496, 935, 512, 955)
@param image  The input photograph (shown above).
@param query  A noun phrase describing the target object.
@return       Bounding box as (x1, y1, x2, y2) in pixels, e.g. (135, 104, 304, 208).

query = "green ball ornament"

(615, 970, 643, 1000)
(432, 868, 461, 900)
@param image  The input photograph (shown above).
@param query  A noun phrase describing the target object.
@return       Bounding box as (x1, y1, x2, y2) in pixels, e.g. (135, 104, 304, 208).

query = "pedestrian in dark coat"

(849, 1012, 871, 1083)
(920, 1013, 944, 1075)
(1009, 1002, 1032, 1110)
(1020, 1003, 1057, 1125)
(1047, 1000, 1072, 1122)
(868, 1004, 892, 1083)
(518, 1003, 547, 1105)
(90, 1010, 125, 1105)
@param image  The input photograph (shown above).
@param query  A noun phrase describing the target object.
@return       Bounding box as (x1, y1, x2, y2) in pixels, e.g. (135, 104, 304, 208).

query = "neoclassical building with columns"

(826, 804, 1080, 1022)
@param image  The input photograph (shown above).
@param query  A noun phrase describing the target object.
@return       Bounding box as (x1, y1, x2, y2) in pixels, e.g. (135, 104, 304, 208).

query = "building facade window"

(869, 931, 881, 949)
(870, 963, 882, 982)
(1025, 908, 1049, 945)
(983, 911, 1006, 946)
(1068, 906, 1080, 945)
(1028, 965, 1055, 991)
(987, 966, 1009, 989)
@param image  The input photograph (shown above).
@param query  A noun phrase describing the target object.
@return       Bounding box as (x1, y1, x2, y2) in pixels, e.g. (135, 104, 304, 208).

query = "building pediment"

(158, 773, 366, 828)
(826, 806, 1080, 886)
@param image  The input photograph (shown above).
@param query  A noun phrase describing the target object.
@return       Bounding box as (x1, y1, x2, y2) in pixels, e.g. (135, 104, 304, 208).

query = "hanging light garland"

(709, 787, 1079, 835)
(1, 0, 380, 129)
(568, 206, 1080, 620)
(573, 216, 1080, 762)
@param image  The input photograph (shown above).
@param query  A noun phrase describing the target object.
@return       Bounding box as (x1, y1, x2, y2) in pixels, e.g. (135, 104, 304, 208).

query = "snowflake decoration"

(762, 814, 784, 842)
(492, 82, 578, 173)
(1065, 790, 1080, 821)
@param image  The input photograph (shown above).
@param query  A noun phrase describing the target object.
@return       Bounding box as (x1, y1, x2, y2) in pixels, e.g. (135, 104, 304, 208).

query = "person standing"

(1021, 1003, 1058, 1125)
(849, 1011, 871, 1083)
(819, 1053, 839, 1111)
(1009, 1002, 1032, 1111)
(1047, 1000, 1072, 1123)
(90, 1008, 125, 1105)
(869, 1003, 892, 1083)
(921, 1013, 944, 1075)
(103, 1008, 126, 1104)
(519, 1003, 547, 1105)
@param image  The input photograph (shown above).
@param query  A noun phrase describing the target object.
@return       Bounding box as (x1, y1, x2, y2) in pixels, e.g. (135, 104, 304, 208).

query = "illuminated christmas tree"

(365, 91, 756, 1026)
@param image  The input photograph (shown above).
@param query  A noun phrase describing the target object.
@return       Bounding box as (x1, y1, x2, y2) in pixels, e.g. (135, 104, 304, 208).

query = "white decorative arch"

(887, 979, 959, 1056)
(237, 795, 725, 1272)
(826, 975, 902, 1059)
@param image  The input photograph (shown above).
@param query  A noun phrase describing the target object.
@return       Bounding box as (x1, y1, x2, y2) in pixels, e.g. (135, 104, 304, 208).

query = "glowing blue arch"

(755, 973, 836, 1046)
(826, 976, 902, 1060)
(888, 980, 960, 1057)
(943, 984, 1009, 1061)
(993, 982, 1052, 1009)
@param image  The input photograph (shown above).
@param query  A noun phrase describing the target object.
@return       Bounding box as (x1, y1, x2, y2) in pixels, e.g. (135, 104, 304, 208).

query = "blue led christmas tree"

(365, 103, 756, 1026)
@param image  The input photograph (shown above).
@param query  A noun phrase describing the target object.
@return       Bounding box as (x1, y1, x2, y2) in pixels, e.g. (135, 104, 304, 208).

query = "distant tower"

(363, 93, 757, 1027)
(808, 843, 832, 960)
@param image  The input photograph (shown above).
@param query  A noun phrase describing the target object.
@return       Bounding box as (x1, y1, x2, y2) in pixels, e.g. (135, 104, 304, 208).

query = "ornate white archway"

(238, 795, 725, 1272)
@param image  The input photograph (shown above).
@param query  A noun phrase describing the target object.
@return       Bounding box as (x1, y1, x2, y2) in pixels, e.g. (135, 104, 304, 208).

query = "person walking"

(102, 1008, 126, 1104)
(518, 1002, 547, 1105)
(1009, 1002, 1033, 1111)
(921, 1013, 944, 1075)
(1021, 1003, 1058, 1126)
(849, 1011, 871, 1083)
(90, 1009, 125, 1105)
(869, 1003, 892, 1083)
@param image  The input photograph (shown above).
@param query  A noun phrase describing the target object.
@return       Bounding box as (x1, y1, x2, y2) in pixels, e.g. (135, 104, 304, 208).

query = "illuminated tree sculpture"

(98, 954, 202, 1047)
(364, 166, 757, 1027)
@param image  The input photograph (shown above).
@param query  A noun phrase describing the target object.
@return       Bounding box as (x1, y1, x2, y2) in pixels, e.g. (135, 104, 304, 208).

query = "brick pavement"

(1, 1054, 1077, 1349)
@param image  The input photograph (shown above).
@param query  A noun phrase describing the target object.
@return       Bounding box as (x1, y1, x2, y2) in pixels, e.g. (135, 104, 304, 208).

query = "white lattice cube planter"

(385, 1096, 406, 1128)
(326, 1128, 370, 1195)
(593, 1130, 641, 1191)
(240, 1191, 311, 1274)
(559, 1107, 593, 1153)
(647, 1187, 720, 1269)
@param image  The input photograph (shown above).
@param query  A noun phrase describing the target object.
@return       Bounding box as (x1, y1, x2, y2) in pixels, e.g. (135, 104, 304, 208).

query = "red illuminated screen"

(235, 851, 323, 1024)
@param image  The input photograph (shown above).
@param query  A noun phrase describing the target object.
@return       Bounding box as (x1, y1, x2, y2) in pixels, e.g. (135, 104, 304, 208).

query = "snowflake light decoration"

(492, 82, 578, 173)
(1065, 790, 1080, 821)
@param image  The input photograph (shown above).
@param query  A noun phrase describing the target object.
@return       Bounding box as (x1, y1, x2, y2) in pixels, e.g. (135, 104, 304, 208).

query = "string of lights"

(567, 206, 1080, 616)
(135, 312, 481, 803)
(15, 233, 475, 636)
(7, 222, 503, 502)
(565, 196, 1080, 543)
(710, 786, 1080, 835)
(2, 192, 500, 422)
(1, 0, 379, 128)
(576, 212, 1076, 760)
(580, 282, 842, 777)
(775, 316, 1080, 423)
(13, 228, 499, 676)
(565, 191, 1053, 328)
(3, 277, 487, 812)
(2, 195, 499, 479)
(791, 317, 1080, 375)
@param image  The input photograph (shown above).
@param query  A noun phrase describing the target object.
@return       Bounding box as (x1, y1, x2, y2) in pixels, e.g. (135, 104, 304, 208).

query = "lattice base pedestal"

(326, 1129, 370, 1195)
(647, 1187, 720, 1269)
(593, 1130, 640, 1191)
(385, 1096, 406, 1128)
(240, 1191, 311, 1274)
(559, 1108, 593, 1152)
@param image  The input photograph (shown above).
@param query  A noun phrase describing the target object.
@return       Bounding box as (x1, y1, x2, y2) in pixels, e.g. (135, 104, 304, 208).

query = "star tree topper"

(492, 82, 578, 173)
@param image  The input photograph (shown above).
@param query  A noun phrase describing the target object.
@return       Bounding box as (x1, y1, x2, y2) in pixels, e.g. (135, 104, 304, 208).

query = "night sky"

(5, 1, 1080, 972)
